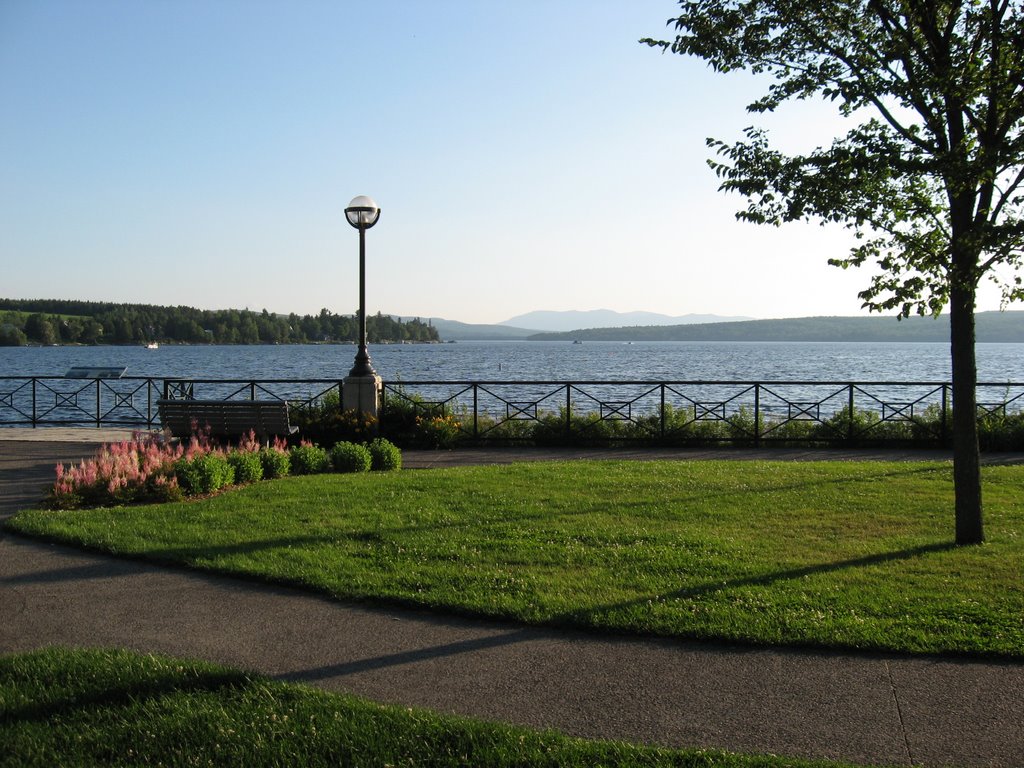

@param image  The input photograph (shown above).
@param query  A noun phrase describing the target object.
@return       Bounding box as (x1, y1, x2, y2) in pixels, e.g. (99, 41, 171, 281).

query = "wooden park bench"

(157, 398, 298, 444)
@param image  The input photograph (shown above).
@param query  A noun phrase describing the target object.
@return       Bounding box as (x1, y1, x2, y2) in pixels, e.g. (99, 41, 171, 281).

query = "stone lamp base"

(342, 374, 383, 420)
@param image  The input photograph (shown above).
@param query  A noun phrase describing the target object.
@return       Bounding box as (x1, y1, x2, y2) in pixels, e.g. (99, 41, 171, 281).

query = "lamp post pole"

(342, 195, 382, 419)
(351, 217, 373, 376)
(344, 195, 380, 377)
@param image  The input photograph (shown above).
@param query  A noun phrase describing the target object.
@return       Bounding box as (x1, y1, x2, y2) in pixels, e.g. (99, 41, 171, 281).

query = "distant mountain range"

(527, 311, 1024, 343)
(427, 309, 752, 341)
(426, 318, 540, 341)
(500, 309, 753, 333)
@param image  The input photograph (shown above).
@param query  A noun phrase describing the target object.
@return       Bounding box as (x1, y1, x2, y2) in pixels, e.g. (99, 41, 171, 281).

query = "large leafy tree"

(645, 0, 1024, 544)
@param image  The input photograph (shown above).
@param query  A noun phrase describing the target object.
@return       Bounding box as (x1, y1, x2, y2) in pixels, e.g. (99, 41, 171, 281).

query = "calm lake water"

(2, 340, 1023, 382)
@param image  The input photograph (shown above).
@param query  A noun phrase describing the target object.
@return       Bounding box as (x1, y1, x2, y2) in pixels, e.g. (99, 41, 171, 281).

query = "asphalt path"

(1, 436, 1022, 767)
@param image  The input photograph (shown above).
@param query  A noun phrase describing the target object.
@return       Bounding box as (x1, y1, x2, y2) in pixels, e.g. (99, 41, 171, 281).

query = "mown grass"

(8, 460, 1024, 657)
(0, 647, 872, 768)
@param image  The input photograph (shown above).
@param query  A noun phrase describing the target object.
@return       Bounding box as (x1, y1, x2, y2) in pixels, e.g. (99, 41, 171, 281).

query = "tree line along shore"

(0, 299, 440, 347)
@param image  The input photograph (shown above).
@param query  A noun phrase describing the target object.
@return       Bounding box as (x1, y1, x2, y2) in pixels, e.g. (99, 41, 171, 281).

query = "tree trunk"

(949, 281, 984, 545)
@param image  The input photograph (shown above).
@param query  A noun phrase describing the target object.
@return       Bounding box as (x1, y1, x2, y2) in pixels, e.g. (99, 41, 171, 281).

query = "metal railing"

(4, 375, 1020, 447)
(0, 377, 342, 429)
(382, 380, 976, 446)
(0, 376, 164, 427)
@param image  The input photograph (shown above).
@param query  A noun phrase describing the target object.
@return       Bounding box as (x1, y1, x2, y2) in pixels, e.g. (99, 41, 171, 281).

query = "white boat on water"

(145, 342, 159, 349)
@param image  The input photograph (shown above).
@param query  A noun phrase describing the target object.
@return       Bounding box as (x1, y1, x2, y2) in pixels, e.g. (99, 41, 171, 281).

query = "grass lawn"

(7, 459, 1024, 657)
(0, 647, 872, 767)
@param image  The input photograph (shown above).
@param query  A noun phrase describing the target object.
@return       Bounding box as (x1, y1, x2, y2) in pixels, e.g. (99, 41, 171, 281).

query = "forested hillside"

(528, 312, 1024, 343)
(0, 299, 439, 346)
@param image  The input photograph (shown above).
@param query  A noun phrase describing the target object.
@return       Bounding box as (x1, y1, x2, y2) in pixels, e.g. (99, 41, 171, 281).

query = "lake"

(2, 340, 1023, 382)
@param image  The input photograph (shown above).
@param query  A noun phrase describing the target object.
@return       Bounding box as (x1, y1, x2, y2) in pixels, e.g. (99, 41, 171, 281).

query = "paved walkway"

(1, 429, 1022, 767)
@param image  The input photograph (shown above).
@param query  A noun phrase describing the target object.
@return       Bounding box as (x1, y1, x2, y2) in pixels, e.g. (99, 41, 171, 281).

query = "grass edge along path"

(7, 459, 1024, 659)
(0, 647, 877, 768)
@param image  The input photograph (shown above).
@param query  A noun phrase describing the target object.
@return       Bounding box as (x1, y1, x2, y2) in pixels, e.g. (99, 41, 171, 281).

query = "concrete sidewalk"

(1, 433, 1022, 767)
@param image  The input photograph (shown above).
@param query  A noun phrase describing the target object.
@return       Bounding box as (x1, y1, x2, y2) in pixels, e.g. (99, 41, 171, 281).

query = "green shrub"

(227, 450, 264, 484)
(258, 447, 291, 479)
(815, 406, 880, 441)
(531, 412, 570, 446)
(979, 410, 1024, 451)
(904, 403, 945, 444)
(472, 415, 536, 443)
(377, 389, 423, 444)
(367, 438, 402, 471)
(758, 416, 820, 443)
(724, 407, 762, 445)
(289, 443, 330, 475)
(330, 441, 372, 473)
(145, 470, 185, 504)
(379, 390, 465, 448)
(292, 391, 378, 445)
(174, 453, 235, 496)
(412, 413, 463, 448)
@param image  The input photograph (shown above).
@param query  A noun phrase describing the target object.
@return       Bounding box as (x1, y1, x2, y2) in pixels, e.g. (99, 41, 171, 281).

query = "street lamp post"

(344, 195, 381, 377)
(342, 195, 383, 418)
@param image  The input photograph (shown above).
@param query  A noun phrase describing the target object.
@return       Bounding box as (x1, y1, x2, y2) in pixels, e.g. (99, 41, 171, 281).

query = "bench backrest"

(157, 399, 294, 438)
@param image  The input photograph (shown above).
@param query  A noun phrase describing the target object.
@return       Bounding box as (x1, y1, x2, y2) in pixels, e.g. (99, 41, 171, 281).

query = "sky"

(0, 0, 1013, 325)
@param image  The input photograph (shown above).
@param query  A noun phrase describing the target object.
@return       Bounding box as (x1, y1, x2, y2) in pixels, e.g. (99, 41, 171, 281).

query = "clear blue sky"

(0, 0, 1010, 324)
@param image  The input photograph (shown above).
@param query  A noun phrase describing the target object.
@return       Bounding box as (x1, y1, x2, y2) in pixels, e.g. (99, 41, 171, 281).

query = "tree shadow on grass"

(2, 657, 250, 726)
(281, 541, 961, 682)
(549, 463, 951, 520)
(555, 541, 958, 626)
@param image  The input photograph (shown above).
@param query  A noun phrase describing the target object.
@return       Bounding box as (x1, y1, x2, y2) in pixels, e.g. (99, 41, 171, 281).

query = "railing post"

(565, 384, 572, 439)
(32, 377, 37, 426)
(754, 384, 761, 448)
(941, 383, 949, 447)
(848, 385, 855, 443)
(660, 384, 666, 441)
(95, 378, 101, 426)
(250, 382, 256, 400)
(473, 383, 478, 439)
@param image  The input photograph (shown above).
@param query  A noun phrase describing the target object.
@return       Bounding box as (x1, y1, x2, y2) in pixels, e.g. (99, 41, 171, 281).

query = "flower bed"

(46, 431, 401, 510)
